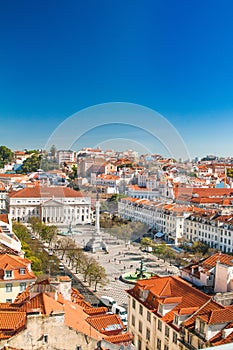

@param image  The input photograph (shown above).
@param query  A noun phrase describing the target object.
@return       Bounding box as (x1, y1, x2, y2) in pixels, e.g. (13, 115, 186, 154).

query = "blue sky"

(1, 0, 233, 158)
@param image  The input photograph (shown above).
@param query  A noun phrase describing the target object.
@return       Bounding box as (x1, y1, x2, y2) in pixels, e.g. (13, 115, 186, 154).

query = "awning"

(155, 232, 165, 238)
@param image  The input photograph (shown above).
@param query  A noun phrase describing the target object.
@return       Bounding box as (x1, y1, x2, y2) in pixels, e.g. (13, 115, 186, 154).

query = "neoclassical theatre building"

(7, 186, 92, 226)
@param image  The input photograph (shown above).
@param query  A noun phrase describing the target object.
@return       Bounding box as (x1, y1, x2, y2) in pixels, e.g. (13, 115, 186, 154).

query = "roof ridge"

(160, 278, 172, 296)
(184, 297, 213, 324)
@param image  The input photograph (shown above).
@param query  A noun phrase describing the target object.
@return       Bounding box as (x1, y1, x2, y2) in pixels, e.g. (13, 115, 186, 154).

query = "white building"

(184, 212, 233, 253)
(7, 186, 92, 226)
(118, 198, 190, 244)
(0, 214, 22, 254)
(56, 150, 76, 166)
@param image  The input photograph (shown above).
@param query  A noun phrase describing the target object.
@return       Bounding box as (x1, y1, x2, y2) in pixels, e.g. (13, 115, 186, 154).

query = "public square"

(62, 225, 179, 308)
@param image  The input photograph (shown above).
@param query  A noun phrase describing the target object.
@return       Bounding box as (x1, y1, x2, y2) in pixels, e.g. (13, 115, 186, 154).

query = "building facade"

(0, 254, 36, 303)
(127, 276, 233, 350)
(7, 186, 92, 225)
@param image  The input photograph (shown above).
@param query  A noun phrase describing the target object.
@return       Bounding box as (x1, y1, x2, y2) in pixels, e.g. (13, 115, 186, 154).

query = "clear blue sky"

(1, 0, 233, 158)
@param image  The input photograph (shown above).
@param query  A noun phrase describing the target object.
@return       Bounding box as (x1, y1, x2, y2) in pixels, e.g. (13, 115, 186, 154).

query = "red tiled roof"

(0, 254, 36, 282)
(84, 306, 108, 315)
(106, 333, 134, 344)
(174, 187, 233, 201)
(8, 186, 83, 198)
(203, 253, 233, 267)
(0, 311, 26, 330)
(86, 314, 124, 335)
(0, 214, 9, 224)
(127, 276, 211, 323)
(18, 292, 64, 315)
(199, 308, 233, 325)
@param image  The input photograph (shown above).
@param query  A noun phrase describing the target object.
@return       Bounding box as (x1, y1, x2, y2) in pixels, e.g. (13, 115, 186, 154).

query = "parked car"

(100, 295, 116, 308)
(112, 304, 128, 327)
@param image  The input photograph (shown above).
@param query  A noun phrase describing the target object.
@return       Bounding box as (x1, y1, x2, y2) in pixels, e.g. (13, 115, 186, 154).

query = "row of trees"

(13, 219, 108, 290)
(12, 222, 56, 275)
(100, 213, 149, 242)
(55, 237, 108, 291)
(140, 237, 217, 266)
(29, 217, 58, 247)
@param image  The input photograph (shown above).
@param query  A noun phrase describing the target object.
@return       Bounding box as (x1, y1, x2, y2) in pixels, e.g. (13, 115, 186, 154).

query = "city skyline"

(1, 1, 233, 157)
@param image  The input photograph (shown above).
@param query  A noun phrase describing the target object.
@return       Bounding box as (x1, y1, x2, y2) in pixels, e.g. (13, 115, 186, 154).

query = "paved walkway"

(58, 226, 179, 308)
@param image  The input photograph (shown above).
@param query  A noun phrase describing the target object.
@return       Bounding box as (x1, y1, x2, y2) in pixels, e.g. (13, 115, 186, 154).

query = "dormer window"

(20, 268, 26, 275)
(174, 314, 179, 326)
(158, 304, 163, 315)
(5, 270, 12, 278)
(199, 320, 205, 334)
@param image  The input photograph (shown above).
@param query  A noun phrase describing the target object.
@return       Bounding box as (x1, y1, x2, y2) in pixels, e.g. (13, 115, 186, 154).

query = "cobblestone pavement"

(62, 226, 179, 308)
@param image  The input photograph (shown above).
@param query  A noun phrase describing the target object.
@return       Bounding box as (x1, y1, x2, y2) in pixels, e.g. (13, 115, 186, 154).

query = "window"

(139, 304, 143, 315)
(157, 339, 161, 350)
(165, 325, 170, 338)
(188, 333, 193, 345)
(199, 320, 205, 334)
(173, 332, 177, 344)
(147, 310, 151, 322)
(132, 299, 136, 309)
(43, 334, 48, 343)
(158, 319, 162, 331)
(164, 346, 169, 350)
(158, 303, 163, 315)
(132, 315, 135, 326)
(139, 320, 142, 333)
(146, 327, 150, 341)
(20, 268, 26, 275)
(6, 299, 12, 303)
(138, 338, 142, 350)
(5, 270, 12, 278)
(174, 314, 179, 325)
(6, 283, 12, 292)
(20, 282, 26, 291)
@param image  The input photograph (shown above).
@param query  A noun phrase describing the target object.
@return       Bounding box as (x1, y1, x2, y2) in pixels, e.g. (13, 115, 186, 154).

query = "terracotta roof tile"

(8, 186, 83, 198)
(106, 333, 134, 344)
(84, 306, 108, 315)
(0, 254, 36, 282)
(0, 214, 9, 224)
(199, 308, 233, 325)
(86, 314, 124, 335)
(0, 311, 26, 330)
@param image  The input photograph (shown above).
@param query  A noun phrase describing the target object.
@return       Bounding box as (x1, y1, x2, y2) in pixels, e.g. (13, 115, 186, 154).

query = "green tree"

(40, 225, 58, 247)
(30, 256, 43, 275)
(28, 217, 42, 234)
(19, 154, 42, 173)
(140, 237, 155, 248)
(0, 145, 13, 168)
(12, 222, 29, 241)
(88, 263, 108, 291)
(50, 145, 56, 157)
(79, 256, 96, 283)
(227, 168, 233, 178)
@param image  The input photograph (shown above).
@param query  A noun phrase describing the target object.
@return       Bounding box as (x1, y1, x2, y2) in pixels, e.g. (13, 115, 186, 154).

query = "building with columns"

(7, 186, 92, 226)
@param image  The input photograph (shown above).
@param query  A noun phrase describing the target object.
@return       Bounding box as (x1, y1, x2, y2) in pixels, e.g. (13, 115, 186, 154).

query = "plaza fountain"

(121, 258, 154, 284)
(58, 223, 82, 236)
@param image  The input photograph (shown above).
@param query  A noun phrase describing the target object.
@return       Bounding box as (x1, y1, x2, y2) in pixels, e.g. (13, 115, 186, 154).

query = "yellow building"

(127, 275, 233, 350)
(0, 254, 36, 303)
